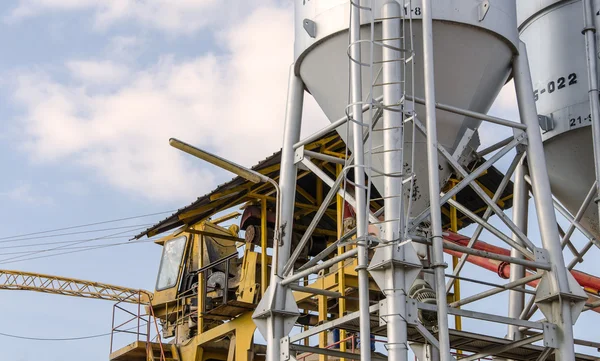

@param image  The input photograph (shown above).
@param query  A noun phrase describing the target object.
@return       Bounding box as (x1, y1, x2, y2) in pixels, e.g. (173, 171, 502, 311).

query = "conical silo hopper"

(294, 0, 518, 218)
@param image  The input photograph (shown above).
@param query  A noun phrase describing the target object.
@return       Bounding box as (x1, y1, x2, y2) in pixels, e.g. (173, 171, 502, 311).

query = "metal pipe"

(349, 2, 372, 360)
(264, 65, 305, 361)
(421, 2, 451, 359)
(381, 4, 408, 361)
(450, 274, 542, 308)
(281, 248, 359, 286)
(508, 158, 529, 341)
(304, 150, 347, 165)
(583, 0, 600, 233)
(514, 41, 576, 361)
(405, 96, 527, 130)
(169, 138, 268, 184)
(476, 136, 514, 158)
(261, 198, 268, 296)
(440, 241, 549, 271)
(293, 101, 376, 150)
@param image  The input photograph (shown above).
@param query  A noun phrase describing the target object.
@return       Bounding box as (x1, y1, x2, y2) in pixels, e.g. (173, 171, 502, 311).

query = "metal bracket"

(253, 282, 300, 338)
(303, 19, 316, 38)
(294, 146, 305, 165)
(452, 128, 478, 166)
(281, 337, 291, 361)
(405, 298, 420, 325)
(542, 323, 559, 349)
(368, 239, 422, 294)
(534, 247, 550, 264)
(535, 272, 588, 324)
(379, 299, 389, 326)
(479, 0, 490, 21)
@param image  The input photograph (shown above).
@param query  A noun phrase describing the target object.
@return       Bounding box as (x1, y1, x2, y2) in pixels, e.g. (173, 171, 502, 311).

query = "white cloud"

(0, 184, 53, 205)
(7, 0, 275, 33)
(67, 60, 129, 84)
(11, 4, 328, 203)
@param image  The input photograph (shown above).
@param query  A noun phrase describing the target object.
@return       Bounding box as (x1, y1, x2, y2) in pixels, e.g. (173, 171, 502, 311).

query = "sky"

(0, 1, 598, 361)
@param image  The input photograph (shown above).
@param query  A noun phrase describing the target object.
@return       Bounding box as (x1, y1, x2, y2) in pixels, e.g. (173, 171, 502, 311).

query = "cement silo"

(294, 0, 519, 216)
(519, 0, 600, 237)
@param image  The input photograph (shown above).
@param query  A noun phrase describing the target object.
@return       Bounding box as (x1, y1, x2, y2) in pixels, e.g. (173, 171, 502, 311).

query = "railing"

(296, 335, 357, 360)
(197, 252, 239, 314)
(110, 291, 166, 361)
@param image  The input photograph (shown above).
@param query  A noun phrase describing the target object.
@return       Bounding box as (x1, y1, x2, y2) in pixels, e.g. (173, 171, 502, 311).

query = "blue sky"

(0, 1, 598, 361)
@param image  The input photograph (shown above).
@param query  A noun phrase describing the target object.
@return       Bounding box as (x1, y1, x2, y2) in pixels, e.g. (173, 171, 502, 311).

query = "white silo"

(519, 0, 600, 237)
(294, 0, 519, 216)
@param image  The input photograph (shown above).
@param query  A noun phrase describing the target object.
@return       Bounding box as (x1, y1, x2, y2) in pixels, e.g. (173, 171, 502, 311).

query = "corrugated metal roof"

(136, 132, 514, 239)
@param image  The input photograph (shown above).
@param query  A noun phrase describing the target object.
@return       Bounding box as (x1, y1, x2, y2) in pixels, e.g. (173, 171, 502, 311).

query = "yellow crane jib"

(0, 269, 153, 305)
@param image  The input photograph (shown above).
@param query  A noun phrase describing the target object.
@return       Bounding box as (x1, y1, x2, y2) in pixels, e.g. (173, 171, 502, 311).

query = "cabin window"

(156, 236, 187, 291)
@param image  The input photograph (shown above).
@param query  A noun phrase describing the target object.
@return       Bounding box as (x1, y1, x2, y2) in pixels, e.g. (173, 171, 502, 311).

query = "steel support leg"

(349, 1, 372, 360)
(583, 0, 600, 229)
(256, 65, 304, 361)
(514, 41, 578, 361)
(421, 1, 451, 360)
(382, 3, 407, 361)
(508, 158, 528, 341)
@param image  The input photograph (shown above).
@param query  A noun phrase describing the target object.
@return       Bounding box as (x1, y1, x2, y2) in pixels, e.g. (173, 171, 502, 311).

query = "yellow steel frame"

(448, 179, 463, 334)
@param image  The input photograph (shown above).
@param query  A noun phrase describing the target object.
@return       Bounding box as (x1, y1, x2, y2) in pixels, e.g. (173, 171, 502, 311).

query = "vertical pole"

(449, 181, 462, 334)
(261, 198, 268, 296)
(583, 0, 600, 226)
(421, 1, 451, 360)
(198, 234, 205, 333)
(508, 157, 528, 341)
(514, 41, 576, 361)
(317, 178, 328, 361)
(349, 1, 373, 360)
(337, 163, 348, 361)
(264, 65, 304, 361)
(381, 3, 408, 361)
(319, 292, 329, 361)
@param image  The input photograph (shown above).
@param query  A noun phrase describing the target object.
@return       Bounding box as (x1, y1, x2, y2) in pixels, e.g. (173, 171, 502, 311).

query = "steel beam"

(421, 2, 451, 359)
(458, 334, 545, 361)
(348, 2, 372, 360)
(514, 41, 577, 361)
(259, 65, 304, 361)
(508, 158, 529, 341)
(405, 96, 527, 130)
(582, 0, 600, 233)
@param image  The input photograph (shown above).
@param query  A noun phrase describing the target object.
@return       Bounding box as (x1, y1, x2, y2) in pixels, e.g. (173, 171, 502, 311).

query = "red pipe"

(444, 231, 600, 294)
(443, 234, 600, 313)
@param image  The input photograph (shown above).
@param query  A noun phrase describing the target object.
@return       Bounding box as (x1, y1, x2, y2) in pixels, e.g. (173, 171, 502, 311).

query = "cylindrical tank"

(294, 0, 518, 218)
(518, 0, 600, 237)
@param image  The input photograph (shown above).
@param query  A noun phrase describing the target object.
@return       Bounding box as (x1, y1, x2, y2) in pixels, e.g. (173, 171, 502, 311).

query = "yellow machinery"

(0, 132, 514, 361)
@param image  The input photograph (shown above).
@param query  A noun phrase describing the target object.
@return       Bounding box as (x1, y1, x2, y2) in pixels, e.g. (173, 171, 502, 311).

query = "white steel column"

(349, 1, 372, 360)
(421, 1, 451, 360)
(508, 157, 528, 341)
(514, 41, 577, 361)
(582, 0, 600, 229)
(258, 65, 304, 361)
(382, 3, 407, 361)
